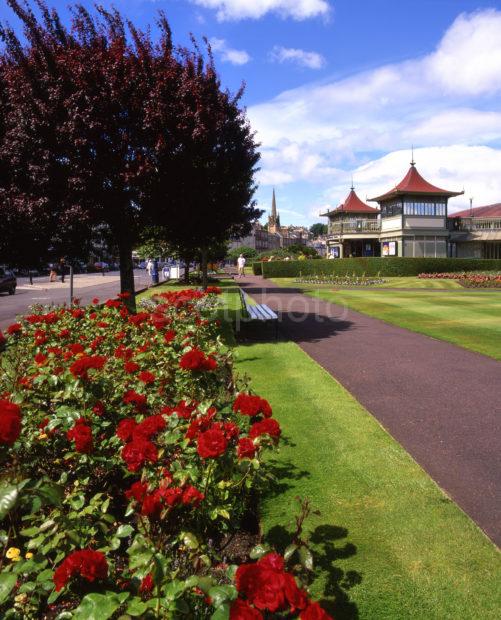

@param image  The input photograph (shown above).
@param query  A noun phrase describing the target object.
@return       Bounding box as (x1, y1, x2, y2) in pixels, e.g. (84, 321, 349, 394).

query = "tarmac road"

(0, 270, 153, 331)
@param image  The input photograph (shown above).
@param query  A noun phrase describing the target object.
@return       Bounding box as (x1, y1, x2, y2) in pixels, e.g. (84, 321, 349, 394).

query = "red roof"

(324, 189, 379, 216)
(450, 203, 501, 218)
(369, 164, 464, 202)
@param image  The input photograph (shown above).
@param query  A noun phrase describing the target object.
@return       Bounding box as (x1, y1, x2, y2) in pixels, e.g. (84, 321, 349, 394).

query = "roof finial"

(411, 145, 415, 167)
(350, 175, 354, 191)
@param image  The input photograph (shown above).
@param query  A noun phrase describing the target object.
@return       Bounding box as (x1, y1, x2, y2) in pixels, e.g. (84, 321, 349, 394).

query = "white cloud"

(269, 46, 326, 69)
(426, 9, 501, 96)
(190, 0, 330, 21)
(247, 8, 501, 208)
(209, 38, 251, 65)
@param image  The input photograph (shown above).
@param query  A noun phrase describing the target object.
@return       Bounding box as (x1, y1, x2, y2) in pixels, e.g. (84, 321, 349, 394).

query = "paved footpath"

(239, 275, 501, 547)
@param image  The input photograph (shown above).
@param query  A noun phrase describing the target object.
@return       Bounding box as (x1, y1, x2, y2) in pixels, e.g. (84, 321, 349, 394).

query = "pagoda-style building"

(323, 160, 464, 258)
(321, 186, 381, 257)
(368, 159, 463, 257)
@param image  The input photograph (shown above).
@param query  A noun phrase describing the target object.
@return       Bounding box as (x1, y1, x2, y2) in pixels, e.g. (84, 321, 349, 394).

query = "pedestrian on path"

(237, 254, 246, 278)
(59, 258, 66, 283)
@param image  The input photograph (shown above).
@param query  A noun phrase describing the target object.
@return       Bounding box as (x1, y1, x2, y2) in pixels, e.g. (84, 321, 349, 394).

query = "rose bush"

(0, 288, 331, 618)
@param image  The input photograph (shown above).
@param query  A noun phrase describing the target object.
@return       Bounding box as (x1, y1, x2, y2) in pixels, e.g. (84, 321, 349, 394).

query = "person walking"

(59, 258, 66, 283)
(237, 253, 246, 278)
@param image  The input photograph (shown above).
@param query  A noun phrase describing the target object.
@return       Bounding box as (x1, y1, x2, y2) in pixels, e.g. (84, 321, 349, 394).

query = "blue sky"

(2, 0, 501, 224)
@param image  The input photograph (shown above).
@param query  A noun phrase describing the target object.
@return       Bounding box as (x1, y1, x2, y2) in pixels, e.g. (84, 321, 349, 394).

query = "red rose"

(233, 394, 272, 418)
(92, 297, 100, 304)
(123, 390, 148, 412)
(92, 401, 105, 416)
(157, 486, 183, 507)
(132, 415, 166, 441)
(116, 418, 138, 442)
(6, 323, 22, 335)
(249, 419, 281, 440)
(182, 485, 204, 506)
(151, 314, 170, 330)
(69, 343, 85, 355)
(283, 573, 308, 612)
(34, 352, 47, 365)
(179, 348, 217, 371)
(197, 428, 227, 459)
(300, 602, 333, 619)
(237, 438, 256, 460)
(53, 549, 108, 591)
(230, 599, 263, 619)
(235, 561, 286, 612)
(69, 355, 107, 380)
(67, 420, 93, 453)
(138, 371, 156, 384)
(141, 492, 163, 518)
(0, 330, 5, 345)
(139, 573, 154, 593)
(173, 400, 197, 420)
(163, 329, 176, 344)
(122, 438, 158, 472)
(0, 399, 22, 445)
(124, 361, 140, 374)
(125, 480, 149, 503)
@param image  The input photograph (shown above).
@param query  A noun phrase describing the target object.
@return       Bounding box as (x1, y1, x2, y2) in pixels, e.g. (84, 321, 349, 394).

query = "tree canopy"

(0, 0, 260, 298)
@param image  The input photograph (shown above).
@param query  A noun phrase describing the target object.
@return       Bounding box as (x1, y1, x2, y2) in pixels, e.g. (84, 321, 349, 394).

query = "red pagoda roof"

(369, 164, 464, 202)
(322, 189, 379, 217)
(450, 203, 501, 218)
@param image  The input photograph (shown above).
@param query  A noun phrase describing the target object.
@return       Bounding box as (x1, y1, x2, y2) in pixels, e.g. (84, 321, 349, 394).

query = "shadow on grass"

(265, 523, 361, 619)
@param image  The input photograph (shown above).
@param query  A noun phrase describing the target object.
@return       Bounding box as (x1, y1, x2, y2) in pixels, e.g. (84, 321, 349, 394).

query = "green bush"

(252, 262, 263, 275)
(261, 257, 501, 278)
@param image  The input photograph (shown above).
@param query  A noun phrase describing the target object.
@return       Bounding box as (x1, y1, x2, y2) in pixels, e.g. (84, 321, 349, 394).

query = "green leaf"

(284, 543, 298, 562)
(126, 596, 148, 616)
(211, 603, 230, 620)
(299, 546, 314, 571)
(37, 483, 63, 506)
(207, 585, 237, 608)
(0, 485, 18, 520)
(0, 573, 17, 606)
(116, 524, 134, 538)
(249, 544, 269, 560)
(72, 591, 130, 620)
(181, 531, 199, 550)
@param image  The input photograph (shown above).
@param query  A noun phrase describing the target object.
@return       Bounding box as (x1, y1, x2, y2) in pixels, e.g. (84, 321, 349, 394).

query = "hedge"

(259, 257, 501, 278)
(252, 262, 263, 275)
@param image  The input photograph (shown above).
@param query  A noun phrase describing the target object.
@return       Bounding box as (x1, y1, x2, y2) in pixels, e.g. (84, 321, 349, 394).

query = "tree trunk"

(183, 254, 191, 284)
(201, 246, 208, 290)
(118, 238, 136, 312)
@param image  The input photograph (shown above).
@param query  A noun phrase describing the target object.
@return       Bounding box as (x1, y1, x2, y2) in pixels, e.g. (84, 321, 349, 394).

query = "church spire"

(271, 188, 277, 220)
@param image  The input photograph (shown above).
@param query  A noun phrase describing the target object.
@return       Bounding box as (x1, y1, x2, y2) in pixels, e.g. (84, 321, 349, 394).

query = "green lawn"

(272, 278, 501, 360)
(234, 330, 501, 619)
(140, 280, 501, 617)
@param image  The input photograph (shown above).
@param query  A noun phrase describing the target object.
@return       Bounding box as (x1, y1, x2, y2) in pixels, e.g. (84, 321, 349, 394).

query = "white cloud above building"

(249, 9, 501, 210)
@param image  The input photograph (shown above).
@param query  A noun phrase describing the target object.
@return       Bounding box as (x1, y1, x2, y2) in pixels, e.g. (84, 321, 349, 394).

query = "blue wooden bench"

(239, 289, 278, 338)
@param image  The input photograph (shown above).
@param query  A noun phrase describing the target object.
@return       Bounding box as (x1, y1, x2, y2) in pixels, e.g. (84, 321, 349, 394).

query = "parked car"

(0, 267, 17, 295)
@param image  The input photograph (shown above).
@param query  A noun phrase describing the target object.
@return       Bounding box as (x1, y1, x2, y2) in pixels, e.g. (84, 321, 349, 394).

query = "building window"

(403, 200, 446, 216)
(381, 200, 403, 217)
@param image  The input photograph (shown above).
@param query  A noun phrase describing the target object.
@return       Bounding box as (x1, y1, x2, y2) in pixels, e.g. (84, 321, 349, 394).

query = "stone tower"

(268, 188, 281, 233)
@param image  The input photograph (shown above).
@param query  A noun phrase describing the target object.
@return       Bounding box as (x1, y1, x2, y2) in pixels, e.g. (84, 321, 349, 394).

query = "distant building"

(230, 190, 308, 252)
(322, 159, 501, 259)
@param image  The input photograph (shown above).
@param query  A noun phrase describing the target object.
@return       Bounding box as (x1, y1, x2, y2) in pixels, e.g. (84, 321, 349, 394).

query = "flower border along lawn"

(202, 284, 501, 619)
(272, 278, 501, 360)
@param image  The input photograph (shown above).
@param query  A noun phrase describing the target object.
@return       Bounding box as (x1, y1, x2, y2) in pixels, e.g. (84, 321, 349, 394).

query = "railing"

(328, 220, 381, 236)
(452, 217, 501, 231)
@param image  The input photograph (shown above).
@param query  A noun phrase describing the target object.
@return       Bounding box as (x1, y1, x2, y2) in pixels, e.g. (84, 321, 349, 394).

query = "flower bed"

(418, 272, 501, 287)
(0, 289, 331, 619)
(294, 274, 386, 286)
